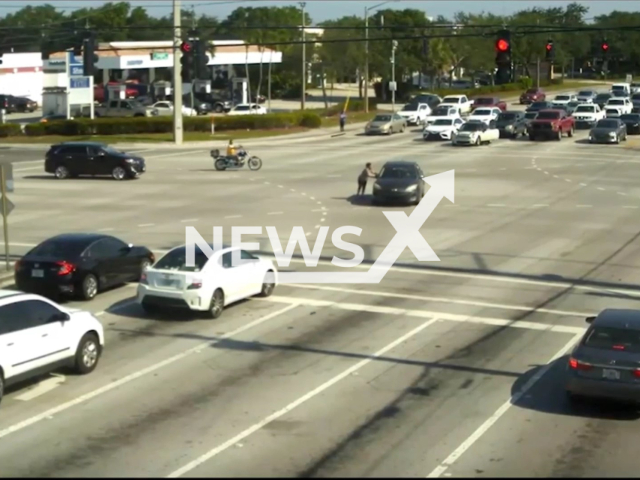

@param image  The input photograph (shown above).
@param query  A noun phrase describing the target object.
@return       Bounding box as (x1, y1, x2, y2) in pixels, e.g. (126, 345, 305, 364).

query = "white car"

(227, 104, 267, 116)
(552, 93, 577, 107)
(0, 291, 104, 402)
(452, 121, 500, 146)
(631, 83, 640, 94)
(467, 107, 501, 125)
(137, 245, 278, 319)
(572, 104, 605, 126)
(423, 117, 464, 141)
(439, 95, 472, 115)
(423, 106, 461, 126)
(397, 103, 431, 125)
(151, 101, 196, 117)
(605, 98, 633, 115)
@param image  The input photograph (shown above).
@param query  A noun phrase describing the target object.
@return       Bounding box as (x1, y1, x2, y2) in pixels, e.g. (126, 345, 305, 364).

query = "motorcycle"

(210, 146, 263, 171)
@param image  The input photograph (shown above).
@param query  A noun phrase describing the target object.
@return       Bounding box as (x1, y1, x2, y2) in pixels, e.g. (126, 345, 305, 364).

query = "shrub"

(19, 111, 323, 137)
(0, 124, 22, 137)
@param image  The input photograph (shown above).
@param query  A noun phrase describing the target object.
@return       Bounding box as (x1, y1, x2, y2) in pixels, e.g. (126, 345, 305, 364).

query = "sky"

(0, 1, 635, 23)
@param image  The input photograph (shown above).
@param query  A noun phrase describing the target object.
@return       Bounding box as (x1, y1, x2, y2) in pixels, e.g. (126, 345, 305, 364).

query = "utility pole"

(536, 57, 540, 89)
(300, 2, 306, 110)
(172, 0, 183, 145)
(391, 40, 397, 112)
(364, 6, 369, 113)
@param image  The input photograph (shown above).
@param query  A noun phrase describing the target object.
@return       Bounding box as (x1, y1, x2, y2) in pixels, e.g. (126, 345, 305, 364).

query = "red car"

(520, 88, 546, 104)
(471, 97, 507, 111)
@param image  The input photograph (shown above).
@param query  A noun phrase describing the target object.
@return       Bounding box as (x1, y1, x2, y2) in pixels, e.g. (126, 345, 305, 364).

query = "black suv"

(44, 142, 146, 180)
(0, 95, 18, 113)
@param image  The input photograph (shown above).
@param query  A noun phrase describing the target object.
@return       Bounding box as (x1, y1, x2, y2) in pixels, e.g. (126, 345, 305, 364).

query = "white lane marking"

(553, 175, 559, 178)
(320, 218, 326, 222)
(426, 331, 583, 477)
(543, 171, 549, 174)
(15, 374, 65, 402)
(14, 166, 43, 172)
(532, 204, 549, 207)
(224, 215, 242, 219)
(180, 218, 199, 223)
(498, 168, 506, 171)
(166, 316, 442, 478)
(579, 183, 587, 187)
(317, 201, 322, 205)
(301, 192, 307, 196)
(310, 196, 315, 200)
(565, 179, 572, 182)
(0, 304, 299, 440)
(144, 150, 207, 160)
(138, 223, 154, 228)
(278, 185, 284, 189)
(486, 204, 506, 207)
(576, 205, 592, 208)
(267, 211, 283, 216)
(285, 284, 593, 318)
(322, 212, 327, 216)
(97, 227, 114, 232)
(264, 181, 270, 185)
(618, 192, 627, 196)
(315, 225, 320, 229)
(306, 232, 311, 237)
(597, 187, 605, 191)
(290, 189, 296, 192)
(311, 209, 324, 212)
(260, 296, 583, 334)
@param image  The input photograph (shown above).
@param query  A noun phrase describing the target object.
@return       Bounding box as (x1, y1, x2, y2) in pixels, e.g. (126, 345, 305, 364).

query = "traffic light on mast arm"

(495, 29, 512, 85)
(545, 39, 554, 61)
(180, 40, 194, 82)
(193, 39, 210, 80)
(601, 39, 609, 58)
(82, 33, 99, 77)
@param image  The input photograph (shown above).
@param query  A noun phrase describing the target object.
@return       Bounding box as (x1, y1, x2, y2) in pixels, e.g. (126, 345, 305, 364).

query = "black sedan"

(620, 113, 640, 134)
(15, 233, 154, 300)
(495, 111, 528, 138)
(566, 309, 640, 405)
(372, 161, 425, 206)
(44, 141, 146, 180)
(589, 118, 627, 144)
(594, 93, 612, 109)
(525, 101, 553, 113)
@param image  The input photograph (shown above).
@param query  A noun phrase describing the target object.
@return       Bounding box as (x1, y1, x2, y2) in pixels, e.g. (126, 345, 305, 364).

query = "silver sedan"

(364, 113, 407, 135)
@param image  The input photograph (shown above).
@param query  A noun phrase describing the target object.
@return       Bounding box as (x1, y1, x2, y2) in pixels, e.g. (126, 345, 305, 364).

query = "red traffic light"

(496, 39, 509, 52)
(546, 43, 553, 51)
(180, 41, 192, 53)
(602, 42, 609, 51)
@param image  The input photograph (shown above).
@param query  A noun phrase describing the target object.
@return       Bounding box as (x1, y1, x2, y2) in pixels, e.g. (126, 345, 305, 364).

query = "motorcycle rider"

(226, 139, 237, 159)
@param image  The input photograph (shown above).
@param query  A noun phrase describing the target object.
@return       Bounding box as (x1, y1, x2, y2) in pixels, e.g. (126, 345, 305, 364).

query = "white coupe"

(467, 107, 501, 125)
(137, 245, 278, 319)
(228, 104, 268, 116)
(452, 121, 500, 146)
(151, 101, 197, 117)
(423, 117, 464, 141)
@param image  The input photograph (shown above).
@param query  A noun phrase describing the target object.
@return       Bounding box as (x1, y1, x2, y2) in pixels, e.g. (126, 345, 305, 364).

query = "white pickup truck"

(572, 104, 605, 128)
(397, 102, 431, 125)
(605, 97, 633, 116)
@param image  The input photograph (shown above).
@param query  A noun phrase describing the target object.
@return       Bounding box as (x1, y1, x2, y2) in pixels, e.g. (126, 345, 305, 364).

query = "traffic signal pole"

(172, 0, 183, 145)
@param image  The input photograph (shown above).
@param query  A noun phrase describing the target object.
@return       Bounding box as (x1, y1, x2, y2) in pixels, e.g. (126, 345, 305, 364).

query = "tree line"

(0, 2, 638, 97)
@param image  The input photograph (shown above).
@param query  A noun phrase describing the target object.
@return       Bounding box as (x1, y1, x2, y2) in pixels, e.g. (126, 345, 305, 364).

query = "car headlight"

(125, 158, 136, 163)
(609, 131, 616, 136)
(405, 184, 418, 192)
(505, 125, 513, 130)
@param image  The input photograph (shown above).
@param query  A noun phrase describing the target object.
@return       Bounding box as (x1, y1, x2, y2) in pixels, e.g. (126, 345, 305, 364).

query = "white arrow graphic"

(278, 170, 454, 284)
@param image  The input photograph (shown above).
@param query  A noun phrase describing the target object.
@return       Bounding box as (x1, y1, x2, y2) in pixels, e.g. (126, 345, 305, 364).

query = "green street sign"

(152, 53, 169, 60)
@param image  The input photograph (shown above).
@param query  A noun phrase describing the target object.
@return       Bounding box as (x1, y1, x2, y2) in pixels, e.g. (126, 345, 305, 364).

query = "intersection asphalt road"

(2, 101, 640, 476)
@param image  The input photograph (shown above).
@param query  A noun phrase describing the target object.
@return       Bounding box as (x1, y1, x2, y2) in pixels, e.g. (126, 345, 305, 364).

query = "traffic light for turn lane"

(495, 29, 512, 85)
(180, 40, 194, 82)
(601, 40, 609, 57)
(545, 39, 554, 61)
(82, 33, 99, 77)
(193, 39, 210, 80)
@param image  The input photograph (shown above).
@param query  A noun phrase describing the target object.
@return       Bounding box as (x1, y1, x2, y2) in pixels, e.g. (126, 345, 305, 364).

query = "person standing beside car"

(357, 162, 377, 196)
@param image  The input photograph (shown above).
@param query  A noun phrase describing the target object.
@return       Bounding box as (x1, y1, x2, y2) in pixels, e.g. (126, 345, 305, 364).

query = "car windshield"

(460, 122, 483, 132)
(632, 94, 640, 100)
(621, 114, 640, 121)
(525, 112, 538, 119)
(473, 109, 492, 116)
(154, 246, 210, 272)
(374, 115, 391, 122)
(609, 99, 624, 105)
(28, 238, 89, 258)
(379, 166, 419, 179)
(498, 113, 517, 120)
(102, 145, 122, 155)
(568, 101, 580, 107)
(442, 97, 460, 103)
(555, 95, 570, 101)
(536, 111, 561, 120)
(531, 102, 547, 108)
(402, 104, 418, 111)
(596, 120, 619, 128)
(612, 86, 627, 91)
(128, 100, 143, 108)
(575, 105, 596, 113)
(433, 119, 454, 126)
(584, 326, 640, 353)
(234, 105, 250, 111)
(578, 91, 593, 96)
(596, 94, 611, 100)
(474, 98, 493, 104)
(432, 108, 449, 116)
(526, 89, 538, 94)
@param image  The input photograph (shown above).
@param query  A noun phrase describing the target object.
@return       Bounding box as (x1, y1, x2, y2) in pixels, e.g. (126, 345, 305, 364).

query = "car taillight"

(612, 344, 625, 350)
(149, 253, 155, 263)
(569, 357, 593, 371)
(140, 272, 148, 285)
(633, 369, 640, 378)
(187, 281, 202, 290)
(14, 260, 21, 271)
(56, 261, 75, 275)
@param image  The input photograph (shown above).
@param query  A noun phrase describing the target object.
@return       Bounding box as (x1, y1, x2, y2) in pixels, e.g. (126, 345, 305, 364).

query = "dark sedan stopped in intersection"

(15, 233, 155, 300)
(44, 142, 146, 180)
(589, 118, 627, 144)
(372, 161, 425, 206)
(496, 111, 528, 138)
(620, 113, 640, 134)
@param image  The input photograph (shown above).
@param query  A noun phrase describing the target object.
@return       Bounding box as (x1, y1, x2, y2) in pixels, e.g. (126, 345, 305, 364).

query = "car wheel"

(74, 333, 101, 374)
(615, 135, 620, 144)
(80, 273, 99, 300)
(259, 271, 276, 297)
(214, 104, 223, 113)
(568, 127, 574, 138)
(556, 130, 562, 141)
(55, 165, 70, 179)
(207, 289, 225, 319)
(475, 137, 480, 146)
(112, 166, 127, 180)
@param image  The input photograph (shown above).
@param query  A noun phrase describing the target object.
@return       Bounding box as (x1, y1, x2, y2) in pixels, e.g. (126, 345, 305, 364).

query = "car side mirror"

(51, 312, 70, 322)
(586, 316, 596, 324)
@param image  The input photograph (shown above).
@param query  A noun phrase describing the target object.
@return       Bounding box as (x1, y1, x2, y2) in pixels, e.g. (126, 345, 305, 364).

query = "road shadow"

(574, 139, 594, 145)
(331, 195, 373, 206)
(511, 356, 640, 420)
(22, 175, 121, 181)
